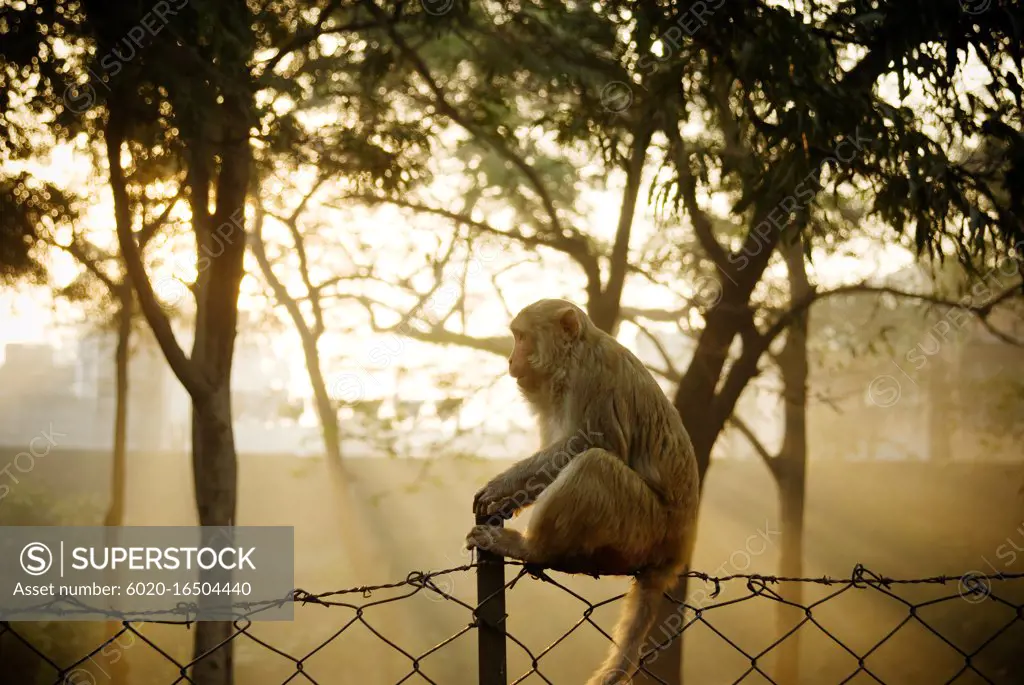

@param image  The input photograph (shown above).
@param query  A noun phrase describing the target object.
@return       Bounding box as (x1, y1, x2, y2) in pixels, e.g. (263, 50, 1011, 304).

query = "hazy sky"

(12, 22, 988, 387)
(0, 138, 914, 374)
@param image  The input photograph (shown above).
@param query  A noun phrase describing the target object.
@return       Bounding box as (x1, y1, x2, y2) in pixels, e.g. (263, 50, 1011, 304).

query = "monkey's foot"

(465, 525, 530, 560)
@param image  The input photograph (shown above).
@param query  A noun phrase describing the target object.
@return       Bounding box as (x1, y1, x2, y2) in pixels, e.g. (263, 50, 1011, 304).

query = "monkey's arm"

(473, 436, 591, 516)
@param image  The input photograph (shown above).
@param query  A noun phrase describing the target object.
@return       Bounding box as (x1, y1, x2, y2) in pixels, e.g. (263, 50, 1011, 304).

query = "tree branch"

(47, 235, 118, 294)
(250, 203, 316, 344)
(107, 114, 211, 399)
(728, 414, 778, 474)
(361, 0, 566, 237)
(341, 289, 514, 358)
(772, 282, 1023, 348)
(711, 278, 1024, 434)
(602, 120, 655, 325)
(280, 177, 329, 336)
(137, 185, 185, 246)
(327, 194, 599, 274)
(393, 228, 461, 328)
(629, 321, 680, 382)
(256, 0, 353, 80)
(399, 326, 512, 357)
(620, 305, 694, 322)
(664, 122, 734, 277)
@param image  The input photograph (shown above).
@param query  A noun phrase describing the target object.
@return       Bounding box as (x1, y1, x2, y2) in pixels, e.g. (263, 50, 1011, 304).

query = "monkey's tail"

(586, 568, 676, 685)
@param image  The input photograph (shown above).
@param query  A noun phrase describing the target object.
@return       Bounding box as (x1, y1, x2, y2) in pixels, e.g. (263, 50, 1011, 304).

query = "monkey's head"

(508, 299, 588, 396)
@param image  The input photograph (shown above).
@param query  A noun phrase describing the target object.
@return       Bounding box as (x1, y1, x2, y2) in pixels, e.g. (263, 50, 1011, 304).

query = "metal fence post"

(476, 513, 507, 685)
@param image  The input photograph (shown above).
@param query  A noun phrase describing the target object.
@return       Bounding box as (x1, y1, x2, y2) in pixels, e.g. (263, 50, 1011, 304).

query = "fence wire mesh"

(1, 562, 1022, 685)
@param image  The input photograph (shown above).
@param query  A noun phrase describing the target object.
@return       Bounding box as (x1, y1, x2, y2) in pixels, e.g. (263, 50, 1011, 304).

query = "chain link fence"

(2, 526, 1022, 684)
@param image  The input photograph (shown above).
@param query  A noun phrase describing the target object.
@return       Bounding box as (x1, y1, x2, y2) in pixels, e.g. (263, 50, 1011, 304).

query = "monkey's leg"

(524, 448, 666, 572)
(465, 525, 532, 561)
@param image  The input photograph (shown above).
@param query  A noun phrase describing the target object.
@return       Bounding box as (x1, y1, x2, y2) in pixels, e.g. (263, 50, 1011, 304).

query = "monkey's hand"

(473, 476, 523, 518)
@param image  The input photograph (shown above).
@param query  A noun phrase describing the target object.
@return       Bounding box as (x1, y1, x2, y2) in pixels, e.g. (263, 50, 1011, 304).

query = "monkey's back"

(573, 330, 699, 512)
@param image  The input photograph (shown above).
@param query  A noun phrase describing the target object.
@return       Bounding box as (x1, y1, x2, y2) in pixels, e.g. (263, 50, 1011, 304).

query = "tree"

(100, 8, 255, 683)
(729, 228, 812, 684)
(5, 1, 275, 681)
(335, 2, 1024, 682)
(0, 167, 176, 685)
(3, 0, 450, 678)
(663, 0, 1024, 480)
(250, 180, 347, 471)
(0, 174, 76, 284)
(48, 209, 174, 685)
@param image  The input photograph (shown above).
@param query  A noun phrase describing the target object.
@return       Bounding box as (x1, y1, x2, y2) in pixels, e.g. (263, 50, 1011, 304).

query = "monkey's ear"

(559, 307, 581, 338)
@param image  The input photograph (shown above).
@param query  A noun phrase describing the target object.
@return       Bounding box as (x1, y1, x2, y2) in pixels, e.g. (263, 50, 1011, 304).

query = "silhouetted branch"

(107, 114, 211, 399)
(361, 0, 567, 239)
(728, 415, 778, 474)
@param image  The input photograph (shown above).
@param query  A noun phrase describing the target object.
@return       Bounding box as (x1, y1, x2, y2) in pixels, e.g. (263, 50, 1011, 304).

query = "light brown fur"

(466, 299, 700, 684)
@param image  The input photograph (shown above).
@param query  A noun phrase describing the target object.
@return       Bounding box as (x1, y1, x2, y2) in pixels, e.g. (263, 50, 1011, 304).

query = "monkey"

(465, 298, 700, 685)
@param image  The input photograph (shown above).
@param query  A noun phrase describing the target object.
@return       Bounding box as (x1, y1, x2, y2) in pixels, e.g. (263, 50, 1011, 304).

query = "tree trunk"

(643, 285, 751, 685)
(591, 122, 654, 333)
(305, 335, 344, 471)
(186, 109, 249, 685)
(672, 201, 785, 474)
(104, 294, 131, 531)
(103, 3, 254, 680)
(773, 234, 811, 684)
(189, 388, 239, 683)
(658, 199, 797, 684)
(774, 461, 806, 684)
(109, 101, 250, 685)
(644, 262, 772, 681)
(104, 290, 132, 685)
(639, 20, 920, 681)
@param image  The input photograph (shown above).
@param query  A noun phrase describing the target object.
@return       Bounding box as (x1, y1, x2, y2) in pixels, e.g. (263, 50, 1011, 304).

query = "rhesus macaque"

(466, 299, 700, 685)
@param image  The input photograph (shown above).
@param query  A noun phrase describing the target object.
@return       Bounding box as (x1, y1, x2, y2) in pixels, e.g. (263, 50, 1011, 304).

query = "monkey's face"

(508, 302, 583, 394)
(508, 324, 541, 391)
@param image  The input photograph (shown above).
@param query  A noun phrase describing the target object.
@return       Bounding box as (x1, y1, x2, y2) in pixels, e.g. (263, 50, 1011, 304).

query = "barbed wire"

(2, 564, 1022, 684)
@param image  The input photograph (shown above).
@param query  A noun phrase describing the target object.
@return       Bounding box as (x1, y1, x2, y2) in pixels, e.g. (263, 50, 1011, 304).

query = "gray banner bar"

(0, 526, 294, 621)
